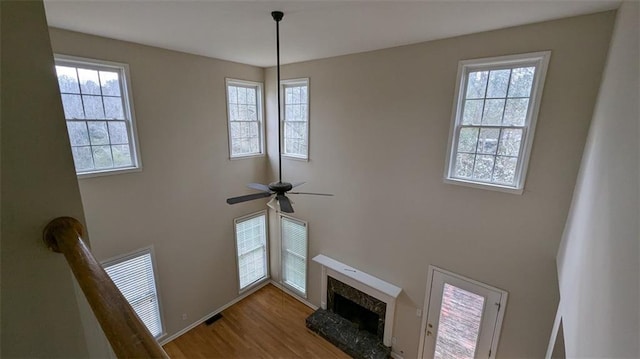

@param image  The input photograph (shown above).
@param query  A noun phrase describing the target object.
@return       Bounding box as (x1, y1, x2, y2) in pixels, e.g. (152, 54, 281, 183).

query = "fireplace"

(306, 255, 402, 359)
(333, 293, 379, 335)
(327, 276, 386, 340)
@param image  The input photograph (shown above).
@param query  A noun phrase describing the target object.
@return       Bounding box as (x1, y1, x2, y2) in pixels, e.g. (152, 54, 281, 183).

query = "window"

(282, 78, 309, 159)
(445, 52, 550, 193)
(54, 55, 141, 176)
(226, 79, 264, 158)
(234, 211, 269, 291)
(103, 248, 163, 338)
(280, 215, 308, 297)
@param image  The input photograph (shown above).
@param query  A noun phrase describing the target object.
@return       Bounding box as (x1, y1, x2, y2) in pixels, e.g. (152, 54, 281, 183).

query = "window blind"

(103, 250, 163, 338)
(281, 216, 307, 295)
(235, 213, 267, 290)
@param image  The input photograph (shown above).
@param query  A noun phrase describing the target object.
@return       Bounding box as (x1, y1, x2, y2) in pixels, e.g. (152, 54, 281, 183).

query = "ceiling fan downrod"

(272, 11, 284, 184)
(224, 11, 333, 213)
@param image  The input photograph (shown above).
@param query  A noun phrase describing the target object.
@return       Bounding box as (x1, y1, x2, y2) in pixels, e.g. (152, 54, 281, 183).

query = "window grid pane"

(103, 251, 163, 338)
(235, 213, 267, 290)
(227, 83, 262, 157)
(281, 216, 307, 295)
(283, 82, 309, 158)
(55, 61, 137, 174)
(452, 64, 538, 187)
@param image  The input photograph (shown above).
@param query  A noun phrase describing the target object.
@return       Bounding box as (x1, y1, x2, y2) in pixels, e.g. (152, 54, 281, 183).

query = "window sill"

(229, 153, 265, 161)
(282, 281, 307, 299)
(78, 166, 142, 179)
(443, 177, 524, 195)
(282, 154, 309, 162)
(239, 276, 270, 295)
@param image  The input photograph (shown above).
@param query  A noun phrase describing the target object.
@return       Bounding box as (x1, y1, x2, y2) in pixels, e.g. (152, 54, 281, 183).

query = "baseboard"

(269, 280, 318, 310)
(390, 351, 404, 359)
(159, 280, 271, 345)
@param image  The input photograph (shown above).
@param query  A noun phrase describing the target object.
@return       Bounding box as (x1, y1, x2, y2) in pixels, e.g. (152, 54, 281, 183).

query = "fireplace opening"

(333, 293, 380, 335)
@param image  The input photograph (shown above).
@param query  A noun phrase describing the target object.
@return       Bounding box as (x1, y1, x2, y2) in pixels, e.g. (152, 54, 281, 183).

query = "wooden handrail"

(43, 217, 169, 359)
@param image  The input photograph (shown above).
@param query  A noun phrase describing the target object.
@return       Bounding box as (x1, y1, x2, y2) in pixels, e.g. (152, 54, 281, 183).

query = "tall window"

(281, 215, 308, 297)
(226, 79, 264, 158)
(445, 52, 550, 193)
(282, 78, 309, 159)
(234, 211, 269, 291)
(103, 248, 163, 338)
(55, 55, 141, 176)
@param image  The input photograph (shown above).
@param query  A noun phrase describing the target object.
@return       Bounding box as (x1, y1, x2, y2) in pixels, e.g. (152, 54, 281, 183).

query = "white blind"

(281, 216, 307, 295)
(103, 250, 163, 338)
(235, 213, 267, 290)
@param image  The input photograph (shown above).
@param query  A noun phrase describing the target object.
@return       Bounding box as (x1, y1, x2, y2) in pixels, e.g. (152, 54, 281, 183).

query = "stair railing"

(43, 216, 169, 359)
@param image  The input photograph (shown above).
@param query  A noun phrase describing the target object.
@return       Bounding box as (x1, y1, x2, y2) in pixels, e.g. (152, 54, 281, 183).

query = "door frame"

(417, 265, 509, 358)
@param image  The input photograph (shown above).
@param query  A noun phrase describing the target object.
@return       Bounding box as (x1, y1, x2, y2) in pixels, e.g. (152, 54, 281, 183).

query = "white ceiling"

(44, 0, 620, 68)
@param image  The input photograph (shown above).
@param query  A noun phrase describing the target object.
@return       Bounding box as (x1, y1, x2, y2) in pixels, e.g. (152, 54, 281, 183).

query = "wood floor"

(163, 284, 350, 358)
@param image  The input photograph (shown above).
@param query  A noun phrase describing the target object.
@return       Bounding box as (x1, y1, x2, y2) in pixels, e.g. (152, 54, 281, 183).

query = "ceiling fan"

(226, 11, 332, 214)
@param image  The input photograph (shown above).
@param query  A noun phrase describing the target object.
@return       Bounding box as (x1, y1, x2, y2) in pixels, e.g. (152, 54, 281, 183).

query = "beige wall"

(1, 1, 90, 357)
(48, 29, 268, 341)
(265, 12, 615, 358)
(557, 2, 639, 357)
(46, 9, 616, 358)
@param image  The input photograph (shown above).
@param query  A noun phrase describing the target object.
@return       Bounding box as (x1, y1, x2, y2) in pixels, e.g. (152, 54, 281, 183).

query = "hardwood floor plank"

(163, 284, 350, 358)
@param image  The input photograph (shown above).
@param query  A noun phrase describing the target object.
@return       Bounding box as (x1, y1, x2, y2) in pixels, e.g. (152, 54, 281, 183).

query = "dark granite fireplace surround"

(327, 276, 386, 340)
(306, 276, 391, 359)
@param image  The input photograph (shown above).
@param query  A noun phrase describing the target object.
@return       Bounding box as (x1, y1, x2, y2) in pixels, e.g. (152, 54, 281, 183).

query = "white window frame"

(444, 51, 551, 194)
(280, 214, 308, 298)
(225, 78, 265, 159)
(102, 246, 165, 339)
(281, 78, 310, 160)
(234, 210, 269, 293)
(54, 54, 142, 178)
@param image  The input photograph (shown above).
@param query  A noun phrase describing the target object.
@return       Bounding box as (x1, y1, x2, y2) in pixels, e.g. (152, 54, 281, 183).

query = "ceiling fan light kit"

(225, 11, 332, 214)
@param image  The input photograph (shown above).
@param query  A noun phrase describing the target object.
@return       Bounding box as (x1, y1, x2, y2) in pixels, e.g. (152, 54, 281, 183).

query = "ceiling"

(44, 0, 620, 68)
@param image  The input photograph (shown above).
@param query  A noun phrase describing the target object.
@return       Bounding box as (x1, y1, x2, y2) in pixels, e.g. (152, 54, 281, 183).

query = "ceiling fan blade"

(247, 183, 271, 192)
(291, 181, 306, 189)
(277, 194, 294, 213)
(288, 192, 334, 196)
(226, 192, 272, 205)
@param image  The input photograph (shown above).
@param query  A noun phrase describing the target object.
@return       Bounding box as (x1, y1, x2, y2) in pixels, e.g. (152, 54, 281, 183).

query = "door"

(422, 267, 507, 359)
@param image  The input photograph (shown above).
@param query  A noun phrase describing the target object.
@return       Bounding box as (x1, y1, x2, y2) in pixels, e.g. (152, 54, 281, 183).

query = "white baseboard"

(269, 280, 318, 310)
(390, 351, 404, 359)
(159, 280, 271, 345)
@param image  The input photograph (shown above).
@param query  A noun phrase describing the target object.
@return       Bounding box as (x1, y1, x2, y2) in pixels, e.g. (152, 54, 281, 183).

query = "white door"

(422, 267, 507, 359)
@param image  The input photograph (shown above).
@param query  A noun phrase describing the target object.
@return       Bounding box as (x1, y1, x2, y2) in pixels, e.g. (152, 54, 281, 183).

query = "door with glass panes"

(422, 267, 507, 359)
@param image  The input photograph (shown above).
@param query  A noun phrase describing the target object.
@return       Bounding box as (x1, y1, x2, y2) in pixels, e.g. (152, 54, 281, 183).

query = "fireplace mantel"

(312, 254, 402, 347)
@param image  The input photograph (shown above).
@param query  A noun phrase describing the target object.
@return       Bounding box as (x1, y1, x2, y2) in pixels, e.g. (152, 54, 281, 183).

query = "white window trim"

(101, 246, 166, 339)
(225, 78, 266, 159)
(444, 51, 551, 194)
(54, 54, 143, 179)
(234, 210, 270, 293)
(279, 213, 308, 298)
(281, 78, 310, 161)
